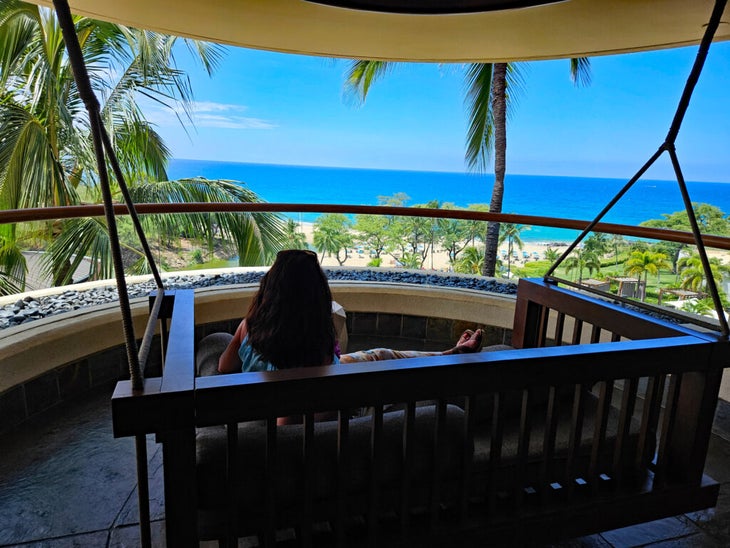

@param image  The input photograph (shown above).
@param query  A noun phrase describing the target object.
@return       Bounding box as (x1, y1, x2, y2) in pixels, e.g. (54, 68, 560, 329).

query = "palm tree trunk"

(482, 63, 507, 277)
(507, 240, 512, 277)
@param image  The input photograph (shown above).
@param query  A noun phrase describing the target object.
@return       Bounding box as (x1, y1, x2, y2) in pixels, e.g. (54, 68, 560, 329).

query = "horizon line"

(169, 157, 730, 185)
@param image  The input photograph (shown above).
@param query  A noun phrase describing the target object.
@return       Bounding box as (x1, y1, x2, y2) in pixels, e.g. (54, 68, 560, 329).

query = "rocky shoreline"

(0, 270, 518, 330)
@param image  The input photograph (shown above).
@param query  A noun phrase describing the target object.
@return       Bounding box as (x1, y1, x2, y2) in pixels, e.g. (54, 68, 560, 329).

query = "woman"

(217, 249, 483, 374)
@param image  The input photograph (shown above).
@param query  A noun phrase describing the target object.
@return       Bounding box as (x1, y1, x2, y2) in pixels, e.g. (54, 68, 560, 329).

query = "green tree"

(682, 298, 716, 316)
(435, 203, 473, 266)
(0, 1, 284, 286)
(464, 204, 490, 247)
(677, 253, 729, 292)
(313, 213, 353, 265)
(44, 178, 286, 278)
(368, 192, 413, 263)
(624, 250, 671, 300)
(282, 219, 308, 250)
(640, 203, 730, 272)
(584, 232, 610, 257)
(454, 246, 485, 275)
(367, 256, 382, 267)
(354, 213, 390, 259)
(610, 234, 625, 266)
(377, 192, 410, 207)
(544, 247, 560, 263)
(345, 59, 590, 278)
(565, 249, 601, 284)
(641, 203, 730, 235)
(399, 252, 422, 269)
(402, 203, 438, 268)
(384, 216, 410, 258)
(498, 222, 528, 279)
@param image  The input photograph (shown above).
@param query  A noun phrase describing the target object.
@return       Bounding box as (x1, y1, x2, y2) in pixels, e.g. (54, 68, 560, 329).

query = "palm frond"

(0, 223, 26, 295)
(181, 38, 226, 76)
(504, 62, 527, 120)
(570, 57, 592, 87)
(229, 215, 266, 266)
(129, 178, 288, 266)
(0, 1, 40, 90)
(43, 217, 113, 283)
(464, 63, 493, 173)
(0, 98, 76, 208)
(109, 115, 170, 183)
(464, 62, 527, 173)
(344, 60, 392, 103)
(125, 252, 154, 276)
(105, 30, 196, 123)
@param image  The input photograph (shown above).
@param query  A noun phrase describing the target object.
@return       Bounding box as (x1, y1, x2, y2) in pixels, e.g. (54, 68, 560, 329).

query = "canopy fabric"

(34, 0, 729, 62)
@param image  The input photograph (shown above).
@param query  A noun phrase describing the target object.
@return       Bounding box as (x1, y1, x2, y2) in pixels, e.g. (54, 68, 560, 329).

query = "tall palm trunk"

(483, 63, 507, 277)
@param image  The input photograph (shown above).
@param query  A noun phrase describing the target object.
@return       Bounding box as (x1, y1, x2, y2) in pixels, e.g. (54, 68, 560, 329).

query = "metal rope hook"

(546, 0, 730, 337)
(52, 0, 167, 389)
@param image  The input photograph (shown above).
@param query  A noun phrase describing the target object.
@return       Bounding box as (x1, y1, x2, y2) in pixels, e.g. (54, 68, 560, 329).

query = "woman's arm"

(218, 319, 248, 373)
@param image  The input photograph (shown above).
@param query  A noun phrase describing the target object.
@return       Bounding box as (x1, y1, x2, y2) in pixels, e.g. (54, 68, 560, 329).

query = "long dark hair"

(246, 249, 336, 369)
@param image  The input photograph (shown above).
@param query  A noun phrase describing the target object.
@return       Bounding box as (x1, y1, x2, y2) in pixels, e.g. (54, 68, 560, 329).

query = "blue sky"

(148, 41, 730, 183)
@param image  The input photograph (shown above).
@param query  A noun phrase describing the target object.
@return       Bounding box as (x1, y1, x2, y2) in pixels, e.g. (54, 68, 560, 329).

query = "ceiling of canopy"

(35, 0, 730, 62)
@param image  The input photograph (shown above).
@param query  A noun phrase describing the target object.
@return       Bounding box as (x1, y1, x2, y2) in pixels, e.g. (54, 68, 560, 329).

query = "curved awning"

(34, 0, 730, 62)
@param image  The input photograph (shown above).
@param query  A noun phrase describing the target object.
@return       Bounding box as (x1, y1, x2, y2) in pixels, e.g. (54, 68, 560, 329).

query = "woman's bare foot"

(445, 329, 483, 354)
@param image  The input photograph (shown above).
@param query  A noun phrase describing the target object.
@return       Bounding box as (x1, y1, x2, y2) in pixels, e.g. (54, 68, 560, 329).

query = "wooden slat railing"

(112, 278, 728, 546)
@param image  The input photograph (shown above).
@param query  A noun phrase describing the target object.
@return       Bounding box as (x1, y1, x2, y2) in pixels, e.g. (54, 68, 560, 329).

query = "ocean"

(168, 159, 730, 243)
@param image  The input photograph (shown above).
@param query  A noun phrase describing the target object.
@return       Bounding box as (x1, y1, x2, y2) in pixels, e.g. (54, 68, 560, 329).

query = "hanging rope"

(546, 0, 730, 337)
(100, 124, 165, 289)
(52, 0, 167, 389)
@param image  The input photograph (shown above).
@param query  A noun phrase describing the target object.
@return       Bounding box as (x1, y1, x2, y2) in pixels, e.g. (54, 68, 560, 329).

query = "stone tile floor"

(1, 386, 730, 547)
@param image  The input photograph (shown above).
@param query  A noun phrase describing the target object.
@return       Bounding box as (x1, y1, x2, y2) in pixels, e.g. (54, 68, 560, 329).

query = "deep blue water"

(168, 159, 730, 243)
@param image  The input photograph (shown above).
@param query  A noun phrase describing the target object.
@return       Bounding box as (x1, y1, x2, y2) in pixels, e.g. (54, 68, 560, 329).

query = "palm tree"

(44, 178, 286, 279)
(313, 213, 352, 265)
(0, 1, 285, 287)
(282, 219, 309, 250)
(345, 58, 590, 277)
(624, 250, 671, 301)
(354, 213, 389, 259)
(677, 253, 729, 292)
(435, 203, 472, 265)
(565, 249, 601, 284)
(609, 234, 625, 266)
(454, 246, 485, 275)
(584, 232, 610, 257)
(399, 252, 422, 270)
(682, 297, 716, 316)
(498, 222, 527, 279)
(544, 247, 560, 263)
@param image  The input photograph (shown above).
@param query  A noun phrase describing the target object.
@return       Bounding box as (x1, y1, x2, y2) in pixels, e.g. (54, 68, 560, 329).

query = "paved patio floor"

(2, 384, 730, 547)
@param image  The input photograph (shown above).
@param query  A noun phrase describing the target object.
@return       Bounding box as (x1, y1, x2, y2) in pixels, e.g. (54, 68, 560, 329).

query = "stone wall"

(0, 310, 512, 434)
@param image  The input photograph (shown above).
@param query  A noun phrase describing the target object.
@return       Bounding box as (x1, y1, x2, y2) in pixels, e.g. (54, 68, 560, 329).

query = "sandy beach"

(297, 221, 730, 271)
(297, 222, 571, 270)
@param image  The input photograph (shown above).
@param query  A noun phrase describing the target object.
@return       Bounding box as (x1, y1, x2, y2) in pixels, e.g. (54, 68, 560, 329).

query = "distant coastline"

(169, 159, 730, 244)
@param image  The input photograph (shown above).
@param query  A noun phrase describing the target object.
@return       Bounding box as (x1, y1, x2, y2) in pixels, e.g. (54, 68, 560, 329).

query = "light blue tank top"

(238, 335, 339, 372)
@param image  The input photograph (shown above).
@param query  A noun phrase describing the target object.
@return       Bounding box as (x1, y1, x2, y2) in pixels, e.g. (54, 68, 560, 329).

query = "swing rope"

(52, 0, 166, 391)
(545, 0, 730, 337)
